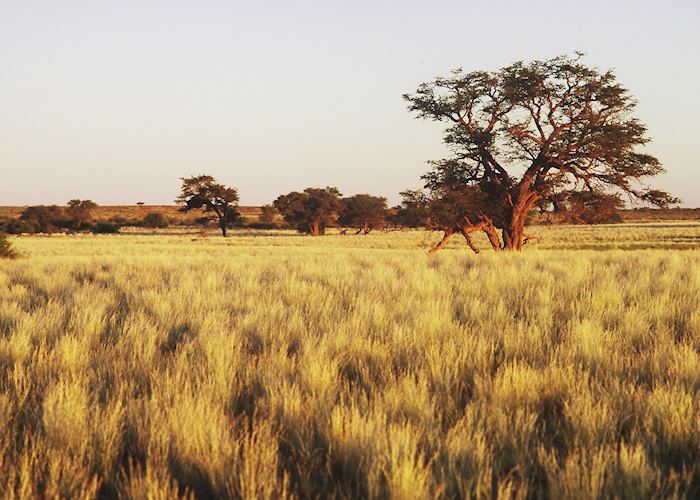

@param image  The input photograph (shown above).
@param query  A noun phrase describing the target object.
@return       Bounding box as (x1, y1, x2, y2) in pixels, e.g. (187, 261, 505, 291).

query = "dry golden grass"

(0, 223, 699, 498)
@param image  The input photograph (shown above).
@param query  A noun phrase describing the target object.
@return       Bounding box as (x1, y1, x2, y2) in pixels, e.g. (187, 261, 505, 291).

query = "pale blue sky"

(1, 0, 698, 206)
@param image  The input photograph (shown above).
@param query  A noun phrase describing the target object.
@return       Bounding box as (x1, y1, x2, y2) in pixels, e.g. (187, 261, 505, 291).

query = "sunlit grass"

(0, 224, 699, 498)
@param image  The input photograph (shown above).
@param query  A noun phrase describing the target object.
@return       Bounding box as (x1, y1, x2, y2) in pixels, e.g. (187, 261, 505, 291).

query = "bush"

(2, 219, 39, 234)
(20, 205, 67, 233)
(92, 222, 120, 234)
(0, 232, 18, 259)
(142, 212, 170, 228)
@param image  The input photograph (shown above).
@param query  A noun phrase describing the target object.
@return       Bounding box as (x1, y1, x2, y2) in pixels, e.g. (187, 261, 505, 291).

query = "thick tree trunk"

(428, 231, 453, 255)
(502, 190, 539, 251)
(219, 219, 228, 237)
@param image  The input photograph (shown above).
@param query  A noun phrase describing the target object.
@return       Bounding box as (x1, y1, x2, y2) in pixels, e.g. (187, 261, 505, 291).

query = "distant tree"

(339, 194, 388, 234)
(67, 199, 97, 230)
(404, 53, 679, 251)
(142, 212, 170, 228)
(2, 219, 39, 234)
(259, 204, 279, 224)
(92, 222, 120, 234)
(20, 206, 66, 233)
(554, 191, 624, 224)
(0, 232, 18, 259)
(391, 190, 430, 228)
(274, 187, 342, 236)
(177, 175, 240, 237)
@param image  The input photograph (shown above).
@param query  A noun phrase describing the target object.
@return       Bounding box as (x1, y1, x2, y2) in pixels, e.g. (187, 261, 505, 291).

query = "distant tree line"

(1, 54, 679, 255)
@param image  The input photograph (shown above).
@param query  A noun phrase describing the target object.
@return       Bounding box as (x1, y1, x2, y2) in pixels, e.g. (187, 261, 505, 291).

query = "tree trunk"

(428, 231, 453, 255)
(310, 221, 320, 237)
(219, 219, 228, 237)
(502, 190, 538, 251)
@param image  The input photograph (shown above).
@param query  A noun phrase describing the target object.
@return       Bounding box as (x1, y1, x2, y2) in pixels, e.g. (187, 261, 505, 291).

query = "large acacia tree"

(177, 175, 240, 237)
(404, 53, 678, 250)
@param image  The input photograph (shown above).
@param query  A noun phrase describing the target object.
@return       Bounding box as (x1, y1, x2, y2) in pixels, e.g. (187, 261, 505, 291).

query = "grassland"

(1, 223, 699, 498)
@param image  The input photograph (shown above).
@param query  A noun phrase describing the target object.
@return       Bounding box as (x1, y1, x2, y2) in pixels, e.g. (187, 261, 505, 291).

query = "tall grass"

(0, 225, 699, 498)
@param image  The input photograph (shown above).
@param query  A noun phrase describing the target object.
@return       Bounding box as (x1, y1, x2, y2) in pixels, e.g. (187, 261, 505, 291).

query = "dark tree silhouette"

(20, 206, 66, 233)
(274, 187, 342, 236)
(67, 199, 97, 231)
(339, 194, 388, 234)
(177, 175, 240, 237)
(404, 53, 679, 251)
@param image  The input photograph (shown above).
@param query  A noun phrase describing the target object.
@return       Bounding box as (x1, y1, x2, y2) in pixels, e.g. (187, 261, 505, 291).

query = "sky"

(1, 0, 699, 207)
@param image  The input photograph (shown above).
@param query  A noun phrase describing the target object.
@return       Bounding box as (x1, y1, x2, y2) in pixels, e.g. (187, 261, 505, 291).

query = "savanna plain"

(1, 223, 699, 499)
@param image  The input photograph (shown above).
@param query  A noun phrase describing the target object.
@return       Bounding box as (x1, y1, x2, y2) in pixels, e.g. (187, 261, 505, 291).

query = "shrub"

(20, 205, 67, 233)
(2, 219, 39, 234)
(0, 232, 18, 259)
(142, 212, 170, 229)
(92, 222, 120, 234)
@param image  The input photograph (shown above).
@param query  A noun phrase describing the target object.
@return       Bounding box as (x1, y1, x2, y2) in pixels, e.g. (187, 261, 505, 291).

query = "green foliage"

(142, 212, 170, 228)
(0, 232, 18, 259)
(339, 194, 388, 233)
(274, 187, 343, 236)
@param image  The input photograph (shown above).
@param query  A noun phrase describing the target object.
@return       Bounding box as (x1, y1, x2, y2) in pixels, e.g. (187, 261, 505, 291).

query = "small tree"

(67, 199, 97, 230)
(143, 212, 170, 228)
(259, 204, 279, 224)
(339, 194, 388, 234)
(405, 53, 679, 251)
(0, 232, 18, 259)
(274, 187, 342, 236)
(177, 175, 240, 237)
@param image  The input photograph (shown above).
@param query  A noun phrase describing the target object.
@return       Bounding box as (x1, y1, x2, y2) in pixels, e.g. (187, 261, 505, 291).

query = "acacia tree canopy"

(274, 187, 342, 236)
(67, 199, 98, 230)
(404, 53, 679, 250)
(177, 175, 240, 237)
(339, 194, 388, 234)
